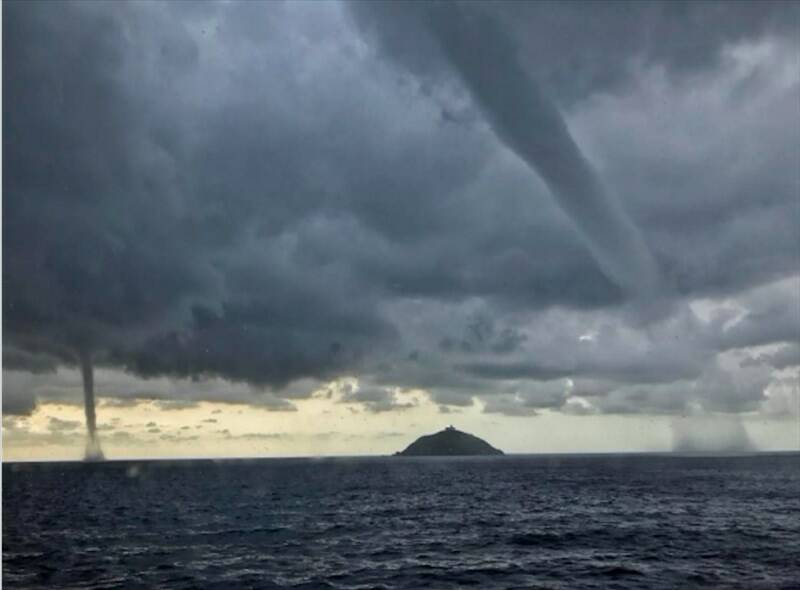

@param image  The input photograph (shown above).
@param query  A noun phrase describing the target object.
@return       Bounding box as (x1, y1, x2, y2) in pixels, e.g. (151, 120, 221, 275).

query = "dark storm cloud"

(5, 0, 450, 389)
(350, 1, 799, 105)
(4, 1, 209, 362)
(119, 299, 391, 388)
(2, 373, 39, 415)
(3, 347, 58, 374)
(4, 1, 799, 417)
(439, 312, 527, 355)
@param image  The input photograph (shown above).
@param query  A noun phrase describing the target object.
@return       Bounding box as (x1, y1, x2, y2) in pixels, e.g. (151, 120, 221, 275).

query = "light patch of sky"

(4, 380, 798, 461)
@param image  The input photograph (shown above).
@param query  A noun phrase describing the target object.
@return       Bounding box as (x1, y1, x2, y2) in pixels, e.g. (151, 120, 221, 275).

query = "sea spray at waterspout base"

(671, 413, 756, 454)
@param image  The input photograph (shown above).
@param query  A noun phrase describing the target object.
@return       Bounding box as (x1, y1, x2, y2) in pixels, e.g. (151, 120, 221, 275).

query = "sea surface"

(3, 453, 799, 589)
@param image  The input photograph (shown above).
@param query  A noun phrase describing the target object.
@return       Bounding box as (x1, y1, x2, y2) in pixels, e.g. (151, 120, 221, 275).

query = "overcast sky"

(3, 1, 799, 459)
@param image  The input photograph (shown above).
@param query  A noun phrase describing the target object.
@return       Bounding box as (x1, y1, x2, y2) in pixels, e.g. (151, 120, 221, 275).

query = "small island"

(395, 426, 504, 456)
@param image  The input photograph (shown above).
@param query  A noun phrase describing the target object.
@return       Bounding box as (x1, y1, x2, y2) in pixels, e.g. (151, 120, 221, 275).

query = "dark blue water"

(3, 454, 799, 589)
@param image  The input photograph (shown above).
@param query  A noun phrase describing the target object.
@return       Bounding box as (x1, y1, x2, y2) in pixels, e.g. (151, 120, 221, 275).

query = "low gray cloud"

(482, 379, 569, 416)
(427, 390, 475, 408)
(151, 400, 200, 412)
(110, 431, 135, 442)
(2, 417, 85, 447)
(237, 432, 288, 441)
(742, 344, 800, 370)
(100, 398, 140, 409)
(340, 385, 416, 414)
(561, 399, 598, 416)
(711, 280, 800, 352)
(48, 417, 82, 432)
(483, 397, 539, 417)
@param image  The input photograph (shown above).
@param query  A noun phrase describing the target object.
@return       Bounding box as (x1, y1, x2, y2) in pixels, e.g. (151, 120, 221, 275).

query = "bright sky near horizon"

(4, 368, 798, 461)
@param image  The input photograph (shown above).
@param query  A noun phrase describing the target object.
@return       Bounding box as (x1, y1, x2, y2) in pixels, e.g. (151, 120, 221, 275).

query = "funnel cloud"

(424, 5, 659, 295)
(79, 351, 104, 460)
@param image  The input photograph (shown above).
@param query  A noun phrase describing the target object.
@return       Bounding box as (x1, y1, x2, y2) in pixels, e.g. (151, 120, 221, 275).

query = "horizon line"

(5, 448, 800, 465)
